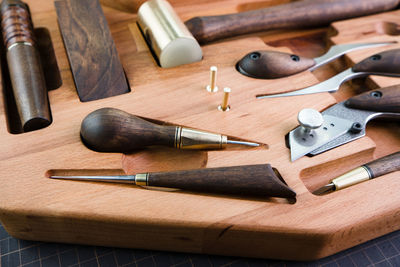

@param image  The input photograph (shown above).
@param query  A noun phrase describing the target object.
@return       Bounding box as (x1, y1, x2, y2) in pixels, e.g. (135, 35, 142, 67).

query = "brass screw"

(206, 66, 218, 92)
(218, 87, 231, 111)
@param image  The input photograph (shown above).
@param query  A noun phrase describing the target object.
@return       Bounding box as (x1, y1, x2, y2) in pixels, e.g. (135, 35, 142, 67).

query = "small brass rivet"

(218, 87, 231, 111)
(206, 66, 218, 92)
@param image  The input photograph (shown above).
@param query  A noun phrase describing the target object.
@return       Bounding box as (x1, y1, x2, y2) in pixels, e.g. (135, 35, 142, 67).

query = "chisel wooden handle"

(185, 0, 400, 44)
(145, 164, 296, 198)
(364, 151, 400, 178)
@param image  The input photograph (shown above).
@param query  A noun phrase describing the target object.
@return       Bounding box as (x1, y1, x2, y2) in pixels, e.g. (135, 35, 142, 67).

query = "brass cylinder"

(137, 0, 202, 68)
(1, 0, 51, 132)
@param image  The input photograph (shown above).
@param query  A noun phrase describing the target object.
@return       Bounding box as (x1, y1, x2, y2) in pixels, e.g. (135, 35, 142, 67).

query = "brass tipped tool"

(49, 164, 296, 199)
(313, 151, 400, 195)
(80, 108, 259, 153)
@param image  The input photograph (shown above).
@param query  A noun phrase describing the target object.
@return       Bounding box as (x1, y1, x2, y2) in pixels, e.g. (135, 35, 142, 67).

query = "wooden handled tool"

(187, 0, 400, 44)
(133, 0, 399, 67)
(103, 0, 399, 43)
(258, 49, 400, 98)
(1, 0, 52, 132)
(314, 151, 400, 195)
(236, 42, 395, 79)
(50, 164, 296, 198)
(80, 108, 259, 153)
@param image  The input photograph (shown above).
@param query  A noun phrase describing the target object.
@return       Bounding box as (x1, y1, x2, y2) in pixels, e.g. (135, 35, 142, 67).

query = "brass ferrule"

(332, 166, 371, 190)
(135, 173, 149, 186)
(175, 127, 227, 149)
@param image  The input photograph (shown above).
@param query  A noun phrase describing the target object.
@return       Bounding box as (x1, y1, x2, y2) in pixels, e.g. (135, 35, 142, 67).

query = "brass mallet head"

(137, 0, 202, 68)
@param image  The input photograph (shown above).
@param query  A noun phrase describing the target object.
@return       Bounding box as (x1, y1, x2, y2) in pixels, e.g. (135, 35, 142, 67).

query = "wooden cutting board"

(1, 0, 400, 260)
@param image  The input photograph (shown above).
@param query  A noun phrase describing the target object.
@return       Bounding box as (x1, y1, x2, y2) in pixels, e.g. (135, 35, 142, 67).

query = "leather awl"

(134, 0, 399, 68)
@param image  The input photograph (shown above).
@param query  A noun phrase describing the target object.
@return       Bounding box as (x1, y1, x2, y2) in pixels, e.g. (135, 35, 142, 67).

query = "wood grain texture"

(345, 84, 400, 112)
(352, 48, 400, 75)
(2, 0, 400, 261)
(185, 0, 400, 44)
(80, 108, 177, 152)
(365, 151, 400, 178)
(236, 50, 315, 79)
(148, 164, 296, 198)
(1, 0, 52, 132)
(54, 0, 129, 102)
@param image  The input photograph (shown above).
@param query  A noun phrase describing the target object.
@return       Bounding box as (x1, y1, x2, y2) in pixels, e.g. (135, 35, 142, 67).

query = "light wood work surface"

(1, 0, 400, 261)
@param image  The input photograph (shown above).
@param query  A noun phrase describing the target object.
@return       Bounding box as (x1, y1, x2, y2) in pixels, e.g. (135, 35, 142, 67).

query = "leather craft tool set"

(1, 0, 400, 261)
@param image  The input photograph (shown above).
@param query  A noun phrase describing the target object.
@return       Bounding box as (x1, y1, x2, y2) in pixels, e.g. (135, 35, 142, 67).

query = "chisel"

(313, 151, 400, 195)
(49, 164, 296, 198)
(80, 108, 259, 153)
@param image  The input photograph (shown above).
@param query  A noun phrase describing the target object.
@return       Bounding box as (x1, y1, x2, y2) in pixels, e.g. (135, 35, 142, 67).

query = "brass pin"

(218, 87, 231, 111)
(206, 66, 218, 92)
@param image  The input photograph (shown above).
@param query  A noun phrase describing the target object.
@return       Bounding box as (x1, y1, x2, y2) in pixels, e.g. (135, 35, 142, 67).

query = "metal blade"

(227, 140, 260, 147)
(312, 183, 335, 195)
(307, 102, 400, 156)
(50, 175, 137, 184)
(257, 69, 367, 99)
(310, 42, 395, 71)
(289, 114, 354, 161)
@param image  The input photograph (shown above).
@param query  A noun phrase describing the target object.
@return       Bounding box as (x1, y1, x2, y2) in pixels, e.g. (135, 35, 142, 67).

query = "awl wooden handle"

(147, 164, 296, 198)
(185, 0, 400, 44)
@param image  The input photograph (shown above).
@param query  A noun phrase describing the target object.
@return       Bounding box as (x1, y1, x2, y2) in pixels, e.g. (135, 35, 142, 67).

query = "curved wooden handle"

(148, 164, 296, 198)
(364, 151, 400, 178)
(236, 51, 315, 79)
(80, 108, 177, 152)
(345, 84, 400, 113)
(185, 0, 399, 44)
(352, 49, 400, 76)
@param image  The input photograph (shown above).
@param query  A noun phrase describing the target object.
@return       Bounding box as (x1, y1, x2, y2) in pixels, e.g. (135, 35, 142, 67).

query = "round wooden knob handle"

(80, 108, 177, 153)
(236, 51, 315, 79)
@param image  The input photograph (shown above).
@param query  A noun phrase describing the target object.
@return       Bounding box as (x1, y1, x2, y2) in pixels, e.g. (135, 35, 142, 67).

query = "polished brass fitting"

(175, 127, 227, 149)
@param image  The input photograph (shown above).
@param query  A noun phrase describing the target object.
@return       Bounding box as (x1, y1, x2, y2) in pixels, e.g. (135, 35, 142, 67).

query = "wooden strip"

(55, 0, 130, 102)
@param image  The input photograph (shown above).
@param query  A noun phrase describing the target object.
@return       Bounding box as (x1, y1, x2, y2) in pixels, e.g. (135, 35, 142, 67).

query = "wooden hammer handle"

(185, 0, 400, 44)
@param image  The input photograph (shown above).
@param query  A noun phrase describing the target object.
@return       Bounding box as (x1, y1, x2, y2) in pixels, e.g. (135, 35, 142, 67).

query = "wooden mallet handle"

(185, 0, 400, 44)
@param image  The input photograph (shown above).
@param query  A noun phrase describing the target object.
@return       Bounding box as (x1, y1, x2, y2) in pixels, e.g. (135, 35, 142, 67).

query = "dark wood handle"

(80, 108, 177, 152)
(148, 164, 296, 198)
(236, 51, 316, 79)
(352, 49, 400, 75)
(364, 151, 400, 178)
(345, 84, 400, 113)
(185, 0, 399, 44)
(1, 0, 52, 132)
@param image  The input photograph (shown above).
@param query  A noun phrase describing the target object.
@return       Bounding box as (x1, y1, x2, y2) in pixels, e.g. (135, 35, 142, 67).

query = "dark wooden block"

(55, 0, 130, 102)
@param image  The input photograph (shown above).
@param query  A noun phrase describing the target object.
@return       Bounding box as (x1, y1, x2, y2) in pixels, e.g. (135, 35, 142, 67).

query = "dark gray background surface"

(1, 222, 400, 267)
